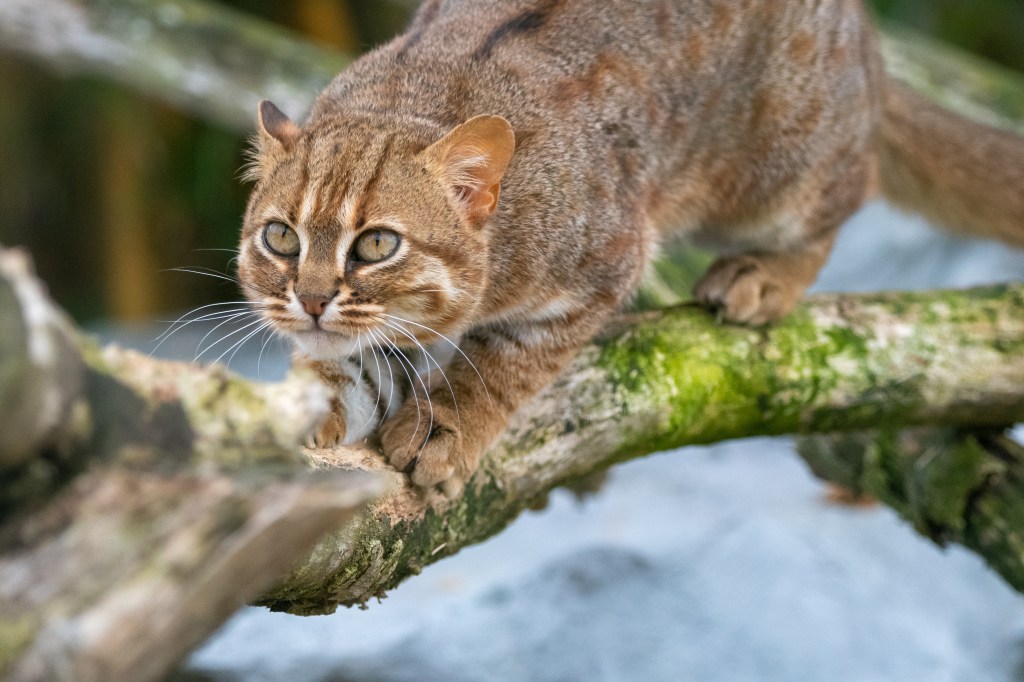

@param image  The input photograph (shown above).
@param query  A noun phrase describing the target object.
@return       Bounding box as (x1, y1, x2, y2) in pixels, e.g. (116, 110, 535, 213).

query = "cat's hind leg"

(693, 155, 871, 325)
(693, 237, 835, 325)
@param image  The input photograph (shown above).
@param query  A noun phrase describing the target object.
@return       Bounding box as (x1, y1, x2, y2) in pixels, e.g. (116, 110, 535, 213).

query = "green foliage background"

(0, 0, 1021, 322)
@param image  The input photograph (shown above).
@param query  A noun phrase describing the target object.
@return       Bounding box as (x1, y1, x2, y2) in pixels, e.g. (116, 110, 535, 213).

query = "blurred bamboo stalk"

(295, 0, 360, 53)
(98, 95, 160, 319)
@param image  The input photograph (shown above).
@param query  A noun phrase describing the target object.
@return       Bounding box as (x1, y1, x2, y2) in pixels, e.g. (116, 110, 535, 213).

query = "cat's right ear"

(257, 100, 301, 149)
(245, 101, 301, 182)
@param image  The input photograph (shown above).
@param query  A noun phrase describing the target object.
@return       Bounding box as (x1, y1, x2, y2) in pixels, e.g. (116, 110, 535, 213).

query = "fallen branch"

(0, 248, 385, 682)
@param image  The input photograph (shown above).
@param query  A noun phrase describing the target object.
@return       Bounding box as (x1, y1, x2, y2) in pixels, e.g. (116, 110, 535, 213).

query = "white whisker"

(150, 301, 260, 351)
(196, 316, 268, 362)
(355, 331, 385, 434)
(381, 313, 492, 407)
(382, 327, 436, 446)
(192, 311, 258, 359)
(370, 328, 429, 456)
(380, 318, 461, 430)
(165, 266, 276, 299)
(220, 320, 273, 368)
(371, 333, 398, 415)
(151, 310, 258, 357)
(256, 326, 276, 379)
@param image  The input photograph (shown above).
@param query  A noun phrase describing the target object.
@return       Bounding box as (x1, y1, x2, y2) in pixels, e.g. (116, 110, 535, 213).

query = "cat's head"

(238, 101, 515, 359)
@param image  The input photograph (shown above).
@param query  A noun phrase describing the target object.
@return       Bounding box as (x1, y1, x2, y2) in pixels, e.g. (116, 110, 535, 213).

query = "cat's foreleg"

(379, 315, 598, 497)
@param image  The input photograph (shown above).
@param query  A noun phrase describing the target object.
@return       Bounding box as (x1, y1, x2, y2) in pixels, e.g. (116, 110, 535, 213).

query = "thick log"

(0, 249, 386, 682)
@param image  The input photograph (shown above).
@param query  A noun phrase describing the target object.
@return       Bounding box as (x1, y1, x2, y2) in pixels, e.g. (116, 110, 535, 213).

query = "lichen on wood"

(0, 247, 386, 682)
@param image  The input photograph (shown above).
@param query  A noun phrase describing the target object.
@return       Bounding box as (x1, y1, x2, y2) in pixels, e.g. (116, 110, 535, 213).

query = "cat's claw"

(307, 403, 347, 448)
(693, 254, 802, 326)
(380, 400, 467, 496)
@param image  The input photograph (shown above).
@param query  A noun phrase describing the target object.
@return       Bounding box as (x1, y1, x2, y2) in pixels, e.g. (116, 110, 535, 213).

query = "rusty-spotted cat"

(238, 0, 1024, 496)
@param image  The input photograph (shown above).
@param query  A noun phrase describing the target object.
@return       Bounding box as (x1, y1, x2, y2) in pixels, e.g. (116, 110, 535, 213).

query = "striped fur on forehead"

(289, 122, 408, 232)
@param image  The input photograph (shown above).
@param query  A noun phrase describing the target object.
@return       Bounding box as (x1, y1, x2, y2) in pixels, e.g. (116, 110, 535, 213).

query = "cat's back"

(322, 0, 876, 155)
(310, 0, 880, 306)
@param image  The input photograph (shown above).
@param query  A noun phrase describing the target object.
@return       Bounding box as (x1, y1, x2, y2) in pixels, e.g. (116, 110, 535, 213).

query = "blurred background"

(3, 2, 1024, 680)
(1, 0, 1023, 324)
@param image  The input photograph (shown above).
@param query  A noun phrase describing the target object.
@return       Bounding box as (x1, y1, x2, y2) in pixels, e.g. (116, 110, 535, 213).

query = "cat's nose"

(298, 293, 335, 318)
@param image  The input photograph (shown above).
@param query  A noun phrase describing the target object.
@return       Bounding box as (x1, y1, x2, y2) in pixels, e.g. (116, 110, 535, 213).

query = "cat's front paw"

(307, 399, 347, 448)
(380, 400, 468, 497)
(693, 254, 803, 325)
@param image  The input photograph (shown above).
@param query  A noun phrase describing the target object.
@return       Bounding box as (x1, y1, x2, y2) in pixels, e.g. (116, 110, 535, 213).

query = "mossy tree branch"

(798, 430, 1024, 591)
(264, 284, 1024, 613)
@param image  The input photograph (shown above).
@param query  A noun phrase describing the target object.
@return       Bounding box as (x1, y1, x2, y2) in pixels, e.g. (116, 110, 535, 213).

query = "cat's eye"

(353, 229, 401, 264)
(263, 222, 300, 257)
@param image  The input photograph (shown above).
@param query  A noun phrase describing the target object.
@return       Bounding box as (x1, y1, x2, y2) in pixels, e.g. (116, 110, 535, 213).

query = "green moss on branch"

(261, 285, 1024, 613)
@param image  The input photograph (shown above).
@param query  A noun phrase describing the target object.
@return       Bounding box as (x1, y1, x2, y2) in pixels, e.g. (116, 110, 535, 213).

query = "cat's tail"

(876, 79, 1024, 248)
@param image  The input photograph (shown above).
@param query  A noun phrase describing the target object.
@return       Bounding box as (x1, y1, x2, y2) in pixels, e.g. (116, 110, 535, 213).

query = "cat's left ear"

(423, 115, 516, 225)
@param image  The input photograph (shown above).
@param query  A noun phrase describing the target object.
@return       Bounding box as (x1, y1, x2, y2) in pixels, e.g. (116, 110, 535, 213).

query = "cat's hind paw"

(693, 254, 804, 326)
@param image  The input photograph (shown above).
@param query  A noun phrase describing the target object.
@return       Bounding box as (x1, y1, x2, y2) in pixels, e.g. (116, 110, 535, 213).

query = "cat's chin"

(290, 329, 363, 360)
